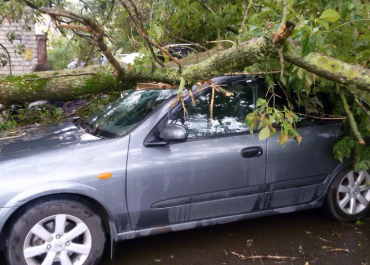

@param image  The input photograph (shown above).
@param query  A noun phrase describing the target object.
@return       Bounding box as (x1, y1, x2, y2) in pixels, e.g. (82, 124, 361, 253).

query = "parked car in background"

(67, 55, 108, 69)
(1, 75, 369, 265)
(119, 52, 141, 64)
(157, 43, 203, 62)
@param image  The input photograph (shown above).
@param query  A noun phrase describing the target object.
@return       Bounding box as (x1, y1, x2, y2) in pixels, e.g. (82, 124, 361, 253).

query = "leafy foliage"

(245, 97, 301, 146)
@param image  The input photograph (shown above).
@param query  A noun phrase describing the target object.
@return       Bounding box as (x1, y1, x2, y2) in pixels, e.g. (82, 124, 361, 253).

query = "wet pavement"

(1, 209, 368, 264)
(102, 209, 370, 265)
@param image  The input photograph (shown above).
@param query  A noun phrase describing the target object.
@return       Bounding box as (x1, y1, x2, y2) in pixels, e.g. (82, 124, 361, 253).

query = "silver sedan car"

(0, 75, 369, 265)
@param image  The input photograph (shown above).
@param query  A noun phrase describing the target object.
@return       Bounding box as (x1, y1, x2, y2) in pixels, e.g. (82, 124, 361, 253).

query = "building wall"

(0, 18, 38, 75)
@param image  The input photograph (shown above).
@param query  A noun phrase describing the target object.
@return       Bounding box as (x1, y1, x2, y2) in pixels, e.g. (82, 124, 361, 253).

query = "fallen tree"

(0, 0, 369, 170)
(1, 25, 370, 106)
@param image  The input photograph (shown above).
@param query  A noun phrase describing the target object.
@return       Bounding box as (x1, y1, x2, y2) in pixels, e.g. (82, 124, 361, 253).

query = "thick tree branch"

(2, 21, 370, 108)
(23, 2, 125, 79)
(283, 39, 370, 92)
(340, 89, 365, 144)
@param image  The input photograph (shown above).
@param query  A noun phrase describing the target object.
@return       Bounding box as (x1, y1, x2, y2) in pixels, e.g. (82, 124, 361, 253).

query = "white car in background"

(119, 52, 140, 64)
(67, 55, 108, 69)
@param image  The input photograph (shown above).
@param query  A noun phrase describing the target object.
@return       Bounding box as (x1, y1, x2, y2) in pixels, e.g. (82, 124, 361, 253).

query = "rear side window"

(271, 82, 341, 127)
(167, 81, 257, 139)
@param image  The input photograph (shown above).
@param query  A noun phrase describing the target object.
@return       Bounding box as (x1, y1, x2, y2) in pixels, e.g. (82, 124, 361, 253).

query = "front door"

(127, 78, 268, 230)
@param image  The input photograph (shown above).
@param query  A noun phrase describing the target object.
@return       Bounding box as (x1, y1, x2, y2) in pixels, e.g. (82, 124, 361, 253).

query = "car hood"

(0, 121, 100, 156)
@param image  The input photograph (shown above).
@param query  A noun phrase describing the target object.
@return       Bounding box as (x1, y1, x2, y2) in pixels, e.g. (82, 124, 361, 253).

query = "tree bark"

(283, 39, 370, 92)
(1, 22, 370, 106)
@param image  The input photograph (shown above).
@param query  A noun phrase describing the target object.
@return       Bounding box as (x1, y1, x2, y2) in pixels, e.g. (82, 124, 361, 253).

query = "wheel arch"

(0, 192, 115, 251)
(318, 160, 353, 203)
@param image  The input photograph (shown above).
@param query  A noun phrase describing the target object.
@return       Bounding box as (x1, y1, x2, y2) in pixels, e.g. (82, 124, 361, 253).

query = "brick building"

(0, 15, 47, 75)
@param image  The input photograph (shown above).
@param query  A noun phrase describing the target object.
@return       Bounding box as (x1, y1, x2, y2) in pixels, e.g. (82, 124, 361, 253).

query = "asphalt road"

(102, 209, 370, 265)
(1, 209, 368, 264)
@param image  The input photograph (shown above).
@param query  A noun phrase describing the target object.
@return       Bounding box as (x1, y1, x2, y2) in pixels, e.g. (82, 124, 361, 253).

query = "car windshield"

(86, 89, 176, 138)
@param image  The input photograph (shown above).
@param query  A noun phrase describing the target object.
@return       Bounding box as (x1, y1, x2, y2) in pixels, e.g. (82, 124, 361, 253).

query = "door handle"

(241, 146, 263, 158)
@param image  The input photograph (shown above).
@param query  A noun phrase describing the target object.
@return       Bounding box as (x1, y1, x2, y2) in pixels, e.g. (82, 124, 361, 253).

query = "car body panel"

(265, 123, 343, 209)
(0, 122, 130, 235)
(127, 132, 267, 229)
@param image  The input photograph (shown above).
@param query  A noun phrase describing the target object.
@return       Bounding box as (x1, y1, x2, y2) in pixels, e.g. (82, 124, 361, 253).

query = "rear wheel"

(5, 198, 106, 265)
(325, 167, 370, 222)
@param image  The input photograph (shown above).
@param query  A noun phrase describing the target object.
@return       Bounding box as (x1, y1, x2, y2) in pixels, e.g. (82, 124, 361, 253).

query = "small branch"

(276, 80, 291, 108)
(231, 252, 297, 261)
(0, 43, 12, 75)
(281, 0, 288, 25)
(24, 73, 96, 81)
(197, 0, 215, 14)
(209, 86, 215, 125)
(276, 48, 284, 76)
(135, 82, 178, 90)
(296, 112, 346, 120)
(326, 249, 350, 253)
(270, 22, 295, 45)
(206, 40, 236, 45)
(57, 24, 90, 33)
(0, 133, 26, 141)
(63, 96, 100, 118)
(213, 85, 234, 97)
(170, 77, 186, 108)
(223, 70, 282, 76)
(119, 0, 166, 68)
(340, 89, 365, 144)
(354, 95, 370, 119)
(240, 0, 253, 32)
(188, 88, 196, 105)
(325, 19, 370, 34)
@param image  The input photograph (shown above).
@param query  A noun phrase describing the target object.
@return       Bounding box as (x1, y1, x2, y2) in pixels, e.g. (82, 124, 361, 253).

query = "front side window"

(167, 81, 257, 139)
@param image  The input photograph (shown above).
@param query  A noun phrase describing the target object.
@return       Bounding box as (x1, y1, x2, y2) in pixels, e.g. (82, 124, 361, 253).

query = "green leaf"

(302, 38, 315, 56)
(259, 126, 271, 140)
(285, 112, 294, 124)
(270, 127, 276, 136)
(319, 9, 341, 23)
(245, 113, 254, 126)
(278, 131, 289, 145)
(317, 19, 330, 31)
(297, 68, 304, 80)
(256, 98, 266, 108)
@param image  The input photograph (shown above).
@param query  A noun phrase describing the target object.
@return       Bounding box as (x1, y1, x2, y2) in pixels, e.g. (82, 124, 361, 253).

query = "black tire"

(5, 197, 106, 265)
(324, 165, 370, 222)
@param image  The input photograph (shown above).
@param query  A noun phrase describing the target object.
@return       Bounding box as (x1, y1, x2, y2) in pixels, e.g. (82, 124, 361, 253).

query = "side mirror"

(159, 124, 187, 143)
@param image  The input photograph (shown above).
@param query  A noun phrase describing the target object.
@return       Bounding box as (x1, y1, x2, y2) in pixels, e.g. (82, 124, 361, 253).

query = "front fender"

(0, 182, 118, 242)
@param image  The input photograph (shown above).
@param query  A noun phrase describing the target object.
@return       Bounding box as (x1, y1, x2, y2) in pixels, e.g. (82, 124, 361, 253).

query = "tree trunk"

(1, 22, 370, 106)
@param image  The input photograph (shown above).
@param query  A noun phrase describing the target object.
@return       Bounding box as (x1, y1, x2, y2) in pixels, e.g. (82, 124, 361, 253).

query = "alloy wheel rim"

(337, 170, 370, 215)
(23, 214, 92, 265)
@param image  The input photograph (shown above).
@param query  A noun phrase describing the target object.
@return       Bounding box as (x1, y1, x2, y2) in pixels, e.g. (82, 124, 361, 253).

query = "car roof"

(211, 74, 255, 85)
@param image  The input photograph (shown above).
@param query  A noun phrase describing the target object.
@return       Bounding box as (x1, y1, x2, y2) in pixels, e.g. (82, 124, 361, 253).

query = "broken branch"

(340, 89, 365, 144)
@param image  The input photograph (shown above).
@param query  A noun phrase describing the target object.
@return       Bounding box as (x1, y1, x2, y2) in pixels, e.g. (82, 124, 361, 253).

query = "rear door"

(264, 85, 343, 209)
(126, 78, 268, 230)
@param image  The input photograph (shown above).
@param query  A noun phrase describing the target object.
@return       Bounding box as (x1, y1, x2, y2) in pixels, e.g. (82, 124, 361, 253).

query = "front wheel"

(325, 167, 370, 222)
(5, 198, 106, 265)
